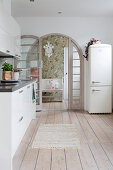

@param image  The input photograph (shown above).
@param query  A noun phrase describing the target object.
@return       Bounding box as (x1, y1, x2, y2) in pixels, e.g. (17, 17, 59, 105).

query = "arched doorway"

(40, 33, 84, 110)
(20, 34, 84, 111)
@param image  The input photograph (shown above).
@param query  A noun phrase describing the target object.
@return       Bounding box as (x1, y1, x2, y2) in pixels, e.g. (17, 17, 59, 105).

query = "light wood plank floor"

(13, 102, 113, 170)
(42, 101, 68, 111)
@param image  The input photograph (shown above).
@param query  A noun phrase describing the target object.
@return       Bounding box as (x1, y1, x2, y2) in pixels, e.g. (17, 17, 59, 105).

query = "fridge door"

(88, 86, 112, 113)
(89, 45, 112, 86)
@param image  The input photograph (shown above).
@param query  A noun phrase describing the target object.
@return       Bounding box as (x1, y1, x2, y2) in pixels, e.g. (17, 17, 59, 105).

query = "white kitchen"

(0, 0, 113, 170)
(0, 1, 37, 169)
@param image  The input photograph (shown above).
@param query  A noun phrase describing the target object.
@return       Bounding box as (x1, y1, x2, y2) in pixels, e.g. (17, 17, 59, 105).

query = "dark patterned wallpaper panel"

(42, 35, 68, 79)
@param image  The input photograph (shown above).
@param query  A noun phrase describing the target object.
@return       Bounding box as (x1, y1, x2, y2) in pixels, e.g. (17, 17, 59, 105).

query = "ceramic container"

(13, 72, 19, 80)
(2, 71, 12, 80)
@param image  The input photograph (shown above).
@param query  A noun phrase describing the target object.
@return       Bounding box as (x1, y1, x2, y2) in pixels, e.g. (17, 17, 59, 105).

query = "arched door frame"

(40, 33, 84, 110)
(21, 33, 84, 110)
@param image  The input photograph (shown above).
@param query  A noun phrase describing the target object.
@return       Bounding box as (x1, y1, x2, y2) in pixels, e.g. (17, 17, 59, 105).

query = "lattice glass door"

(19, 36, 42, 111)
(69, 40, 84, 110)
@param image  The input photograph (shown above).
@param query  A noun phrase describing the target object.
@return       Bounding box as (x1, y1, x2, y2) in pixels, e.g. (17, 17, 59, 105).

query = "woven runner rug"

(32, 124, 80, 149)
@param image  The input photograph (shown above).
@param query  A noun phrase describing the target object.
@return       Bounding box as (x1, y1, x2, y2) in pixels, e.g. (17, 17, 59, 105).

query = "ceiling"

(11, 0, 113, 17)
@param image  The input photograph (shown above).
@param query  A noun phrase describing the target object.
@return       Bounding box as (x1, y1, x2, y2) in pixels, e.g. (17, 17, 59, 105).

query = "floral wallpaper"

(42, 35, 68, 79)
(42, 35, 68, 102)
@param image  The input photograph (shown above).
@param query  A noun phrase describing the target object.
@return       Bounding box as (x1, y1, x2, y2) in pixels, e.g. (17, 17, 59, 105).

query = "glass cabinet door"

(18, 36, 42, 110)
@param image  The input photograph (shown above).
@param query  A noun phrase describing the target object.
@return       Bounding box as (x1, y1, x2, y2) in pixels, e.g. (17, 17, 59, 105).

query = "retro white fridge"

(88, 44, 112, 113)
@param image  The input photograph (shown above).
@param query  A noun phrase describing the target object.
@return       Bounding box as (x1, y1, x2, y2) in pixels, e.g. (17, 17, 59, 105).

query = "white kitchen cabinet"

(15, 36, 21, 57)
(0, 28, 15, 56)
(25, 84, 34, 126)
(0, 81, 36, 170)
(12, 87, 26, 157)
(0, 1, 21, 57)
(0, 2, 20, 36)
(12, 82, 36, 157)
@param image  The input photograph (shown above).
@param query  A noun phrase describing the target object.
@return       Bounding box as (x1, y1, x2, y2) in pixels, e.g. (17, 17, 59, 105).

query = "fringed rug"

(32, 124, 80, 149)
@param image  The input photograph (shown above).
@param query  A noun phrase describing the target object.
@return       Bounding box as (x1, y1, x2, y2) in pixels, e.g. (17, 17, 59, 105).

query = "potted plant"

(2, 62, 13, 80)
(83, 38, 101, 60)
(13, 69, 22, 80)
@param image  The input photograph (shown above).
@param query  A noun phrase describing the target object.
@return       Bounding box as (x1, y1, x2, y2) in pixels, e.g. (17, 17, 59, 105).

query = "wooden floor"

(13, 102, 113, 170)
(42, 101, 68, 111)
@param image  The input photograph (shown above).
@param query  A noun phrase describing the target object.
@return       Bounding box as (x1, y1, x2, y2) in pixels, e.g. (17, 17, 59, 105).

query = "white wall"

(1, 0, 11, 15)
(15, 17, 113, 109)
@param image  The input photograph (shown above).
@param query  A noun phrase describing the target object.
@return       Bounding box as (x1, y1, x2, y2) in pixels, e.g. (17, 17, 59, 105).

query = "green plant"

(83, 38, 100, 60)
(2, 62, 13, 71)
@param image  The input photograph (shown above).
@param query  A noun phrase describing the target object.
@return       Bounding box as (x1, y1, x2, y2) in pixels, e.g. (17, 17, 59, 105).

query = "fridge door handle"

(92, 81, 101, 83)
(92, 89, 101, 92)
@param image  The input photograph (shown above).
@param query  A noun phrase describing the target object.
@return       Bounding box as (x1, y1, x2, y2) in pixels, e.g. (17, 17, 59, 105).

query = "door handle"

(19, 90, 23, 94)
(19, 116, 23, 122)
(6, 50, 10, 53)
(92, 81, 101, 83)
(92, 89, 101, 92)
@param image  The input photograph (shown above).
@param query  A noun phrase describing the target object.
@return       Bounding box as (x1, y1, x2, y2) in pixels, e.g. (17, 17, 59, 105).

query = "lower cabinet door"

(26, 84, 32, 123)
(12, 83, 36, 157)
(89, 86, 112, 113)
(11, 88, 24, 156)
(12, 113, 25, 157)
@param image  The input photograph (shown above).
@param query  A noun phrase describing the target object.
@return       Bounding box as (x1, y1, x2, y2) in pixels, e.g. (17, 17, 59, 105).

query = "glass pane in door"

(70, 45, 81, 109)
(19, 36, 41, 109)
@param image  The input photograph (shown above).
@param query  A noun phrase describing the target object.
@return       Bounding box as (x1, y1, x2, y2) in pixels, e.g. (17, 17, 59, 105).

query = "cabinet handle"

(33, 100, 36, 103)
(27, 86, 30, 89)
(15, 54, 18, 56)
(19, 90, 23, 94)
(6, 50, 10, 53)
(19, 116, 23, 122)
(92, 81, 101, 83)
(92, 89, 101, 92)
